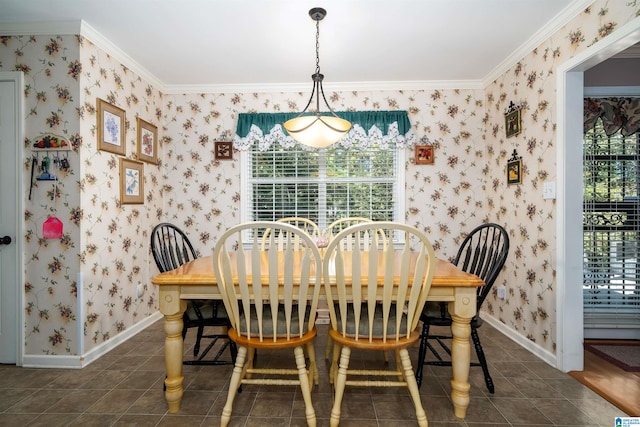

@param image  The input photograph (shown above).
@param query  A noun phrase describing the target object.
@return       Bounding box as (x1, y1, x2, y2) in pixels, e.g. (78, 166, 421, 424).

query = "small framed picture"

(120, 158, 144, 204)
(507, 158, 522, 185)
(97, 98, 126, 156)
(415, 145, 434, 165)
(136, 118, 158, 164)
(505, 106, 522, 138)
(215, 141, 233, 160)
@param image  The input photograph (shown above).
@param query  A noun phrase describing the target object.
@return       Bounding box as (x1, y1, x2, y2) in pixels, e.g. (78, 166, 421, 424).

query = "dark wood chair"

(151, 222, 236, 365)
(415, 223, 509, 393)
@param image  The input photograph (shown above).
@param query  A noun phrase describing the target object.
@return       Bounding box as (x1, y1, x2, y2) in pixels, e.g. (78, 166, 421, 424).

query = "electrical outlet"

(497, 285, 506, 300)
(136, 283, 145, 299)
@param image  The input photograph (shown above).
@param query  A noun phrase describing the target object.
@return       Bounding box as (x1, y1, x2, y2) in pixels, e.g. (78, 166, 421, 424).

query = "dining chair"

(213, 221, 323, 427)
(415, 223, 509, 394)
(326, 217, 386, 249)
(150, 223, 236, 366)
(261, 217, 320, 250)
(323, 221, 435, 427)
(323, 217, 387, 359)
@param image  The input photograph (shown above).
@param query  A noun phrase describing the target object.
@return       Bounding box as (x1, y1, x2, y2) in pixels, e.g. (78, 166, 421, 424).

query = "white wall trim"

(480, 312, 557, 368)
(22, 312, 162, 369)
(555, 16, 640, 373)
(584, 86, 640, 96)
(483, 0, 593, 86)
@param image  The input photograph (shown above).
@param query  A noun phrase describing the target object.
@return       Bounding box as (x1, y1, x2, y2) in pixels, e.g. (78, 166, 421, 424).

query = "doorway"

(557, 18, 640, 372)
(0, 72, 24, 365)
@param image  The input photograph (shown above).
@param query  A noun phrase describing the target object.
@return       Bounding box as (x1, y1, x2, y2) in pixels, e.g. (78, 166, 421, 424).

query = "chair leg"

(294, 346, 316, 427)
(324, 335, 332, 360)
(330, 340, 341, 384)
(471, 327, 494, 394)
(305, 341, 319, 386)
(330, 346, 351, 427)
(415, 321, 430, 388)
(245, 347, 256, 379)
(393, 349, 404, 382)
(220, 345, 247, 427)
(399, 348, 428, 427)
(194, 325, 205, 357)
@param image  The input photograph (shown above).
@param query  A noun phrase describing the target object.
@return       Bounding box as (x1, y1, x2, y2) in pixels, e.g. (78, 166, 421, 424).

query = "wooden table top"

(152, 253, 483, 289)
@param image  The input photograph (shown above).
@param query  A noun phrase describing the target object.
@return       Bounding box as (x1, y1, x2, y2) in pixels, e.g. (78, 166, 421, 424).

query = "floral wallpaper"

(0, 0, 638, 360)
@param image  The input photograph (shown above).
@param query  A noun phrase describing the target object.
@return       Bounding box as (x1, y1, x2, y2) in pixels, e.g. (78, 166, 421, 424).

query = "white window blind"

(243, 144, 400, 231)
(583, 120, 640, 333)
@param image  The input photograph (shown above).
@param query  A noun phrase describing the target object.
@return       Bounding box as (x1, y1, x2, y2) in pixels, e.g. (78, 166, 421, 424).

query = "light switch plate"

(543, 182, 556, 199)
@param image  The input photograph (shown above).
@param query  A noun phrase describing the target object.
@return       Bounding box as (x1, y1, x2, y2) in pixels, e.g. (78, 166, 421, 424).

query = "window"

(241, 143, 404, 230)
(583, 120, 639, 334)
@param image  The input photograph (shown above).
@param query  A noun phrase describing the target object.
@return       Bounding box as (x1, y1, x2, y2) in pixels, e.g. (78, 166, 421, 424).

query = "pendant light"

(283, 7, 351, 148)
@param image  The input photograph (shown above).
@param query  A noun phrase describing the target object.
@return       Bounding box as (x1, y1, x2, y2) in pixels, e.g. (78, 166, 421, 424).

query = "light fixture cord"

(315, 18, 321, 75)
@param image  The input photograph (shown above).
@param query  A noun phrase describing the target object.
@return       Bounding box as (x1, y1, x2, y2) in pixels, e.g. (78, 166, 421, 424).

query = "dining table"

(152, 250, 484, 419)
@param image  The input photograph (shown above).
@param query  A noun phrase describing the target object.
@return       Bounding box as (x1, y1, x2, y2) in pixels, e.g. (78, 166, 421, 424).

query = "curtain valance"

(233, 110, 416, 151)
(584, 97, 640, 137)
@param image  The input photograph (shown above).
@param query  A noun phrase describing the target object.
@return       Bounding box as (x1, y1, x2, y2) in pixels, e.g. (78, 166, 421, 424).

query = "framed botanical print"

(136, 118, 158, 164)
(97, 98, 126, 156)
(120, 158, 144, 204)
(504, 101, 522, 138)
(215, 140, 233, 160)
(507, 156, 522, 185)
(415, 145, 434, 165)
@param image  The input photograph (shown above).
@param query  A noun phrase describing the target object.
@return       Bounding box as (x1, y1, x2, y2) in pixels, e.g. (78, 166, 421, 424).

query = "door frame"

(0, 71, 24, 365)
(556, 17, 640, 372)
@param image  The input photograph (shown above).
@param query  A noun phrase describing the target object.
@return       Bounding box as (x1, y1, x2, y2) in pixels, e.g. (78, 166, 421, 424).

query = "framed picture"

(215, 140, 233, 160)
(119, 158, 144, 204)
(415, 145, 434, 165)
(136, 118, 158, 164)
(97, 98, 126, 155)
(507, 158, 522, 185)
(505, 104, 522, 138)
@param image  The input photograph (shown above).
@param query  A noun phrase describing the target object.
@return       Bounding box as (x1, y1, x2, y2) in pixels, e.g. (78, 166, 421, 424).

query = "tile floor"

(0, 319, 628, 427)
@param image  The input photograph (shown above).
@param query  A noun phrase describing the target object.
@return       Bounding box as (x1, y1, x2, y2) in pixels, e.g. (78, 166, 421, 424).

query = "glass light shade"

(284, 115, 351, 148)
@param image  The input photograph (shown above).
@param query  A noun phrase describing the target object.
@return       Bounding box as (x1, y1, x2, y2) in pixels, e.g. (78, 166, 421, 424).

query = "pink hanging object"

(43, 217, 63, 239)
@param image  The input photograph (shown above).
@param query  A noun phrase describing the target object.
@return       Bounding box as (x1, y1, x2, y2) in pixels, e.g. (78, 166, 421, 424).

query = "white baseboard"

(480, 311, 558, 368)
(22, 312, 163, 369)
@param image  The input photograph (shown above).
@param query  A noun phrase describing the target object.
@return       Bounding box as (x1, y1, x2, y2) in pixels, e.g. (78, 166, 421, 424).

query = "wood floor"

(569, 342, 640, 417)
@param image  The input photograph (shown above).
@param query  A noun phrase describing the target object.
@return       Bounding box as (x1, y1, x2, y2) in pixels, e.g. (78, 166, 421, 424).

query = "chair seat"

(185, 300, 229, 324)
(334, 303, 407, 338)
(238, 304, 312, 337)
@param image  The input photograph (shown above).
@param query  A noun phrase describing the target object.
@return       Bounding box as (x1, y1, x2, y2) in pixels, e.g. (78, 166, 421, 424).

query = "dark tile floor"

(0, 319, 628, 426)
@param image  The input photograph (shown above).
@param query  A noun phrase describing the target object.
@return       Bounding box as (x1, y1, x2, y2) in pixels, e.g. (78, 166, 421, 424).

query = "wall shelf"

(30, 133, 71, 151)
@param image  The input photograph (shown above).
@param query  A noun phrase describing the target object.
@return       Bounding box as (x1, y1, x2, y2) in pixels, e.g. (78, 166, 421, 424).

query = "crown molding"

(163, 79, 485, 95)
(0, 20, 167, 92)
(0, 20, 81, 35)
(482, 0, 594, 87)
(79, 20, 166, 91)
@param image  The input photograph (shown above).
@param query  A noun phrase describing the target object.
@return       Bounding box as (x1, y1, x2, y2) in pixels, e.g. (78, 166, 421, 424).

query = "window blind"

(246, 143, 399, 231)
(583, 120, 640, 332)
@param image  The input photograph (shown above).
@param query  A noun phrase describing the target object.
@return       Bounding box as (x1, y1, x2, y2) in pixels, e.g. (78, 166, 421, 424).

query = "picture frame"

(97, 98, 126, 156)
(214, 140, 233, 160)
(415, 144, 434, 165)
(504, 102, 522, 138)
(507, 158, 522, 185)
(119, 158, 144, 204)
(136, 118, 158, 164)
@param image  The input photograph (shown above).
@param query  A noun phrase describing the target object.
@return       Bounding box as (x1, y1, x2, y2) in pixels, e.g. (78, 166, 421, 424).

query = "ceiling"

(0, 0, 590, 91)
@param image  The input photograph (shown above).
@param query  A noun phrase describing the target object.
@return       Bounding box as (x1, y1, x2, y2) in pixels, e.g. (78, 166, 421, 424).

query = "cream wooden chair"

(326, 217, 380, 250)
(323, 222, 435, 427)
(261, 217, 320, 250)
(213, 221, 323, 427)
(324, 217, 385, 358)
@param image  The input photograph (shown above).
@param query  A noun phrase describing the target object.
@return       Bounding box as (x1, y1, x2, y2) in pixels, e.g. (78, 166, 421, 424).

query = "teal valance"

(233, 110, 416, 151)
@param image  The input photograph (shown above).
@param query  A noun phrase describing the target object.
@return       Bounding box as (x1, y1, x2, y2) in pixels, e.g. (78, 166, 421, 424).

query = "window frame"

(240, 146, 405, 236)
